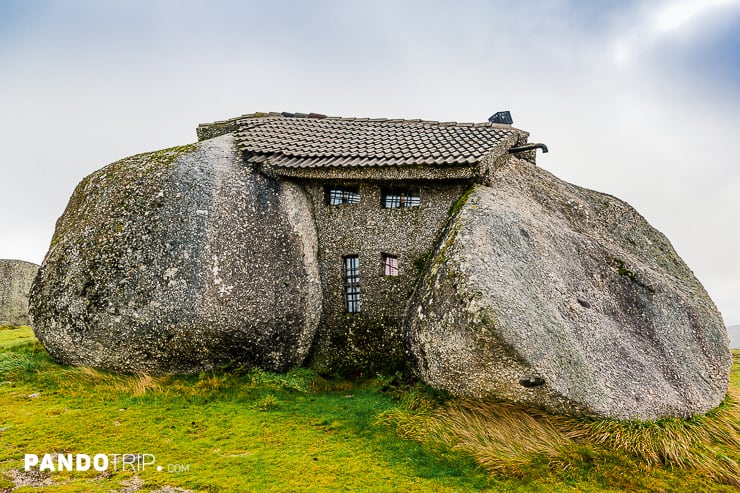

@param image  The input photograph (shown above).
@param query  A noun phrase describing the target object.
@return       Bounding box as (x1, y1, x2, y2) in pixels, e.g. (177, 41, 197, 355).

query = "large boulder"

(30, 134, 321, 374)
(0, 260, 39, 326)
(407, 157, 731, 420)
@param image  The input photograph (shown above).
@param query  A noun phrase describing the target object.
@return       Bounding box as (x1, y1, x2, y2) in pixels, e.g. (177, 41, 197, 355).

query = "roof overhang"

(197, 112, 532, 180)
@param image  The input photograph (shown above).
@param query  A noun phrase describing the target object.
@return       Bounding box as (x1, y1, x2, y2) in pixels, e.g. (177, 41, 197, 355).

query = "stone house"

(196, 112, 546, 372)
(31, 111, 730, 418)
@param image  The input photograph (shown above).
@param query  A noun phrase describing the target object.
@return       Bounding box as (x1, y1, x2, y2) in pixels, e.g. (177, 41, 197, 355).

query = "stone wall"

(0, 259, 39, 326)
(196, 120, 240, 141)
(300, 178, 469, 374)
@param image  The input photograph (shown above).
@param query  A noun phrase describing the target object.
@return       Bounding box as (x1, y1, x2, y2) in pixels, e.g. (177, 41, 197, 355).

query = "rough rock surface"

(30, 134, 322, 374)
(407, 157, 731, 420)
(0, 259, 39, 326)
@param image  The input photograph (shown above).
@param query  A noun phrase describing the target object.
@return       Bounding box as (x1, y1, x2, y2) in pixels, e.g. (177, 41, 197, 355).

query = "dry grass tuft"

(52, 367, 164, 396)
(189, 372, 228, 394)
(375, 387, 440, 441)
(581, 389, 740, 486)
(126, 373, 163, 396)
(429, 400, 578, 476)
(382, 391, 740, 486)
(375, 408, 435, 441)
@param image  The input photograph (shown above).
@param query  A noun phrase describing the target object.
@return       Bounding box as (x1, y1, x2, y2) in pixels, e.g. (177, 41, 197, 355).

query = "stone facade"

(300, 178, 469, 373)
(200, 112, 531, 373)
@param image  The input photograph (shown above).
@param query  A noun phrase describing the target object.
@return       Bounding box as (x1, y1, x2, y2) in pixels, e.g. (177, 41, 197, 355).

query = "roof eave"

(257, 161, 480, 182)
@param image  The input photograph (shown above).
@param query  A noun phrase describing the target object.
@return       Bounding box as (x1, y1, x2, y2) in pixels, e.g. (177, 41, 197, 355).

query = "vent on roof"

(488, 111, 513, 125)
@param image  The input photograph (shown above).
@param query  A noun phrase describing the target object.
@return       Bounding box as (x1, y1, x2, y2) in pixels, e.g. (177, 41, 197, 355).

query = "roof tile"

(229, 114, 520, 169)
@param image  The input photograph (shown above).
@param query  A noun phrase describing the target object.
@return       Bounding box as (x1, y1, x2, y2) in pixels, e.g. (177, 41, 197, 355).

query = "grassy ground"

(0, 326, 737, 492)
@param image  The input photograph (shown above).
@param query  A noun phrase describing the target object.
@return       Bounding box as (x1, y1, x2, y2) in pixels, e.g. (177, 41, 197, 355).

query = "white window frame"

(383, 254, 399, 276)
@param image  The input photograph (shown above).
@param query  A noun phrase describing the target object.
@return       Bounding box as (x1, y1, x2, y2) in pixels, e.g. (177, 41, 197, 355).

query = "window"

(383, 254, 399, 276)
(326, 186, 360, 205)
(343, 255, 361, 313)
(382, 188, 420, 208)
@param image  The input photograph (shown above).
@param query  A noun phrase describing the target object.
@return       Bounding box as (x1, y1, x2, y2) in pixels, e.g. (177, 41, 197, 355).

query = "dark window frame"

(326, 186, 360, 206)
(382, 188, 420, 209)
(343, 255, 361, 313)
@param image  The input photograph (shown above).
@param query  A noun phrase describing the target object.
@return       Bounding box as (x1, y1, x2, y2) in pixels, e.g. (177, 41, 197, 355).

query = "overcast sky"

(1, 0, 738, 324)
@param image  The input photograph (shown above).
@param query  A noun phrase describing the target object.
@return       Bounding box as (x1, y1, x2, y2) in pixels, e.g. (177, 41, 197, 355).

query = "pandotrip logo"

(25, 453, 155, 473)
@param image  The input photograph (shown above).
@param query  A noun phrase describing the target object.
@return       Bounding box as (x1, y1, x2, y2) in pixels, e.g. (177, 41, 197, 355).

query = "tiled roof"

(227, 113, 522, 168)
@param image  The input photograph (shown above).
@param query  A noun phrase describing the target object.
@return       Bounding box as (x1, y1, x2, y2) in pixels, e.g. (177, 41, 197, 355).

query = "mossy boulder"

(30, 135, 321, 374)
(406, 157, 732, 420)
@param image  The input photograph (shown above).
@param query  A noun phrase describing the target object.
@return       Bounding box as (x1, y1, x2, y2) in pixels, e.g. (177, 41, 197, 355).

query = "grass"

(379, 350, 740, 492)
(0, 327, 488, 492)
(0, 326, 738, 492)
(0, 326, 37, 350)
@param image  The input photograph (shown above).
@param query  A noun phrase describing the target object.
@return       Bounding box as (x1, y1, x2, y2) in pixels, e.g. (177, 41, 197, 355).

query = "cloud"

(0, 0, 738, 323)
(653, 0, 740, 32)
(611, 0, 740, 92)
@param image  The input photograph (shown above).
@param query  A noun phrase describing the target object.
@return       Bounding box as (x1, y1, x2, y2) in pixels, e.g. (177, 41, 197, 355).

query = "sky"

(0, 0, 738, 325)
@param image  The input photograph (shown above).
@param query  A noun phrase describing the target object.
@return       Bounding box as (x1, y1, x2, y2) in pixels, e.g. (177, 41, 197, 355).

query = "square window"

(327, 186, 360, 205)
(383, 254, 399, 276)
(382, 188, 420, 208)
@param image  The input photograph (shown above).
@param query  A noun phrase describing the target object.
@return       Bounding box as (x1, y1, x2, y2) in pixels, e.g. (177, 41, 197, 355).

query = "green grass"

(0, 326, 37, 349)
(379, 350, 740, 492)
(0, 328, 488, 492)
(0, 326, 738, 492)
